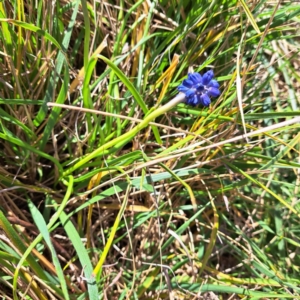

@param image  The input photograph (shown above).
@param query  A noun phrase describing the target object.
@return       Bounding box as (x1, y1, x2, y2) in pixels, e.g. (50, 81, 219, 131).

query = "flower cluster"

(177, 70, 220, 107)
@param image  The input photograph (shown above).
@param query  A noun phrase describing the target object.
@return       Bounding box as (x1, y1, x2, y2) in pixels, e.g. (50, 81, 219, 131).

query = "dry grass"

(0, 0, 300, 299)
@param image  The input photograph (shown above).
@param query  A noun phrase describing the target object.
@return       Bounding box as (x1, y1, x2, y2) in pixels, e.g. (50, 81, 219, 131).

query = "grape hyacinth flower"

(177, 70, 220, 107)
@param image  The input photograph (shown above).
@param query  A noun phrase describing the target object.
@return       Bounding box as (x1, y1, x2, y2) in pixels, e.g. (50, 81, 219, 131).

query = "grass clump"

(0, 0, 300, 299)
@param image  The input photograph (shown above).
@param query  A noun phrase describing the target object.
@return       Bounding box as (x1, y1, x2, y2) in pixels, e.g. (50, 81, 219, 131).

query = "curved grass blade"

(11, 176, 76, 298)
(0, 19, 62, 50)
(51, 203, 99, 299)
(27, 200, 70, 300)
(0, 132, 63, 175)
(97, 54, 148, 113)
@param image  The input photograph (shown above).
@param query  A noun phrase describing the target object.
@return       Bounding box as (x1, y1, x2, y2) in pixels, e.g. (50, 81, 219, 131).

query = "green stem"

(62, 94, 185, 177)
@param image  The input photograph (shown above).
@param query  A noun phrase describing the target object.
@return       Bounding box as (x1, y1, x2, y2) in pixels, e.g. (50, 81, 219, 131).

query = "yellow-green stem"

(62, 93, 185, 177)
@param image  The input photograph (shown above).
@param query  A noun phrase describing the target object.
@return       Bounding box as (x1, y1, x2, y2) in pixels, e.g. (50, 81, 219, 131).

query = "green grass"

(0, 0, 300, 299)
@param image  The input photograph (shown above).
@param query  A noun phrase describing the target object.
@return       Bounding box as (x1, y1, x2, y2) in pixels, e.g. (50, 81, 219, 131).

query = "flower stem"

(62, 93, 186, 177)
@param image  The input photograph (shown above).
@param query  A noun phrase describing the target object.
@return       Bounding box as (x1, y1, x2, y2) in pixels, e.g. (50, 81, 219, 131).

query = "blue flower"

(177, 70, 220, 107)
